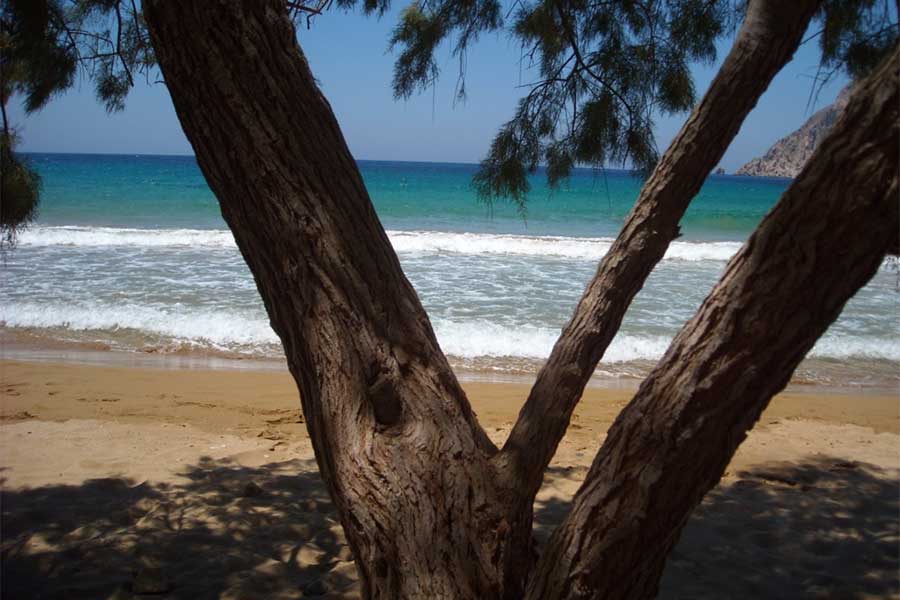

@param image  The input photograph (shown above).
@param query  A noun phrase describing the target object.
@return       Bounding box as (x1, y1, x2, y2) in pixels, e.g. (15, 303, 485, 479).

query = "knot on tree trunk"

(368, 367, 404, 432)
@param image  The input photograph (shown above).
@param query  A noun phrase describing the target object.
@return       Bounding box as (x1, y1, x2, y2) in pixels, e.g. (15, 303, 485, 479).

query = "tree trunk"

(144, 0, 897, 598)
(526, 46, 899, 600)
(144, 2, 522, 597)
(499, 0, 820, 504)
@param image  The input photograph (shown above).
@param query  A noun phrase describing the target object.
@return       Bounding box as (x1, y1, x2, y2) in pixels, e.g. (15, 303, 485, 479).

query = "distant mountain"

(736, 87, 851, 178)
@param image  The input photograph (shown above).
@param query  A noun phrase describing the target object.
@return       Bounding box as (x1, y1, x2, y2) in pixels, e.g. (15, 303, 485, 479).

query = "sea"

(2, 153, 897, 390)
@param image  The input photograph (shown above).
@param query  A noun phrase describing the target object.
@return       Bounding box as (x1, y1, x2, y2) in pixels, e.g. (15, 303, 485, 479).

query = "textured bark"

(143, 2, 520, 598)
(143, 0, 896, 598)
(526, 47, 899, 600)
(498, 0, 820, 508)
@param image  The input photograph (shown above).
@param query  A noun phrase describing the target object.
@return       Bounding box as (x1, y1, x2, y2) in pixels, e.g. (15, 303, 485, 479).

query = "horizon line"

(16, 151, 695, 175)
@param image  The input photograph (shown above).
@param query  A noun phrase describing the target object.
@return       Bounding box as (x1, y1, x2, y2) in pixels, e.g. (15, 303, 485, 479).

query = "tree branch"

(494, 0, 821, 512)
(115, 0, 135, 86)
(555, 3, 637, 122)
(1, 95, 10, 141)
(526, 47, 899, 597)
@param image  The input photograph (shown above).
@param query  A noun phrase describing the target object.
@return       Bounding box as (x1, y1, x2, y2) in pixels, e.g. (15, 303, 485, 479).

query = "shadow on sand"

(3, 455, 898, 599)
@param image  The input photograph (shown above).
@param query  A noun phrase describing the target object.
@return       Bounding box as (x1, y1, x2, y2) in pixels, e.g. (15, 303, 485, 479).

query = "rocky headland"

(736, 86, 851, 178)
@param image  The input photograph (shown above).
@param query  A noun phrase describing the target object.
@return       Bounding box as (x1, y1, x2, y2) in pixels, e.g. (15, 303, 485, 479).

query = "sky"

(8, 4, 849, 173)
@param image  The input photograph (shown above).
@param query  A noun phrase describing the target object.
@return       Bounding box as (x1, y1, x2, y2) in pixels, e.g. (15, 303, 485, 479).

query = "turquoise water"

(2, 153, 897, 388)
(28, 153, 782, 238)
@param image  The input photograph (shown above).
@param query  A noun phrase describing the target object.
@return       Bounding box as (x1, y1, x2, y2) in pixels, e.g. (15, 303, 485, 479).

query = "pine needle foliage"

(377, 0, 897, 208)
(0, 131, 40, 247)
(817, 0, 898, 81)
(389, 0, 731, 209)
(0, 0, 153, 241)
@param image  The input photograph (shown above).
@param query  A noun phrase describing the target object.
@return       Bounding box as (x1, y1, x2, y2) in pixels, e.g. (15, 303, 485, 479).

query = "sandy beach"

(1, 358, 898, 599)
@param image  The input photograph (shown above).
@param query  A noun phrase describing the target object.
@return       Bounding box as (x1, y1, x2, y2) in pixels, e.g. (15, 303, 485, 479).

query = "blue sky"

(8, 5, 848, 172)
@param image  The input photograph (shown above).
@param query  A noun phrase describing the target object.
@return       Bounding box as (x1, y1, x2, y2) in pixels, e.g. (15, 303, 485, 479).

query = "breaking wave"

(3, 303, 898, 364)
(18, 226, 742, 261)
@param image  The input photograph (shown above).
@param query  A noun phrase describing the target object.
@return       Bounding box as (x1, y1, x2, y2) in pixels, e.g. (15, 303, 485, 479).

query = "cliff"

(735, 86, 851, 178)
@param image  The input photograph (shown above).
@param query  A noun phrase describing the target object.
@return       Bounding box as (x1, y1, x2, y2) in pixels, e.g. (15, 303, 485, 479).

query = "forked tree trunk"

(144, 2, 515, 598)
(145, 0, 897, 598)
(526, 46, 899, 600)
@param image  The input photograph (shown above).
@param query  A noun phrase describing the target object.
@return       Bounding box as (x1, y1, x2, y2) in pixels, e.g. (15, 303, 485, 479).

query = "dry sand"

(1, 359, 898, 598)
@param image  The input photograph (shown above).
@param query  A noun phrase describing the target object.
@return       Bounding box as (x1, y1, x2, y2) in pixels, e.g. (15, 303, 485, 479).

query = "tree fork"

(143, 0, 895, 598)
(144, 1, 522, 597)
(527, 46, 899, 600)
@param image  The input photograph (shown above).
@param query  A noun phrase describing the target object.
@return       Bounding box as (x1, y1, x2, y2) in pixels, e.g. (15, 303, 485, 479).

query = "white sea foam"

(3, 303, 898, 363)
(389, 230, 743, 261)
(0, 302, 279, 352)
(432, 319, 674, 363)
(18, 226, 237, 248)
(18, 226, 742, 261)
(810, 336, 900, 361)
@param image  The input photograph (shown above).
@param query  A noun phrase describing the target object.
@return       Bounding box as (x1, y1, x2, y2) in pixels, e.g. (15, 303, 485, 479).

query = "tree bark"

(144, 0, 897, 598)
(498, 0, 820, 507)
(526, 46, 899, 600)
(144, 2, 522, 598)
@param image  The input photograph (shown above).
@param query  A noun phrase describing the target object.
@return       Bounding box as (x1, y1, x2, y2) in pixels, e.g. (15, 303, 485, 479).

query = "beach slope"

(1, 359, 897, 598)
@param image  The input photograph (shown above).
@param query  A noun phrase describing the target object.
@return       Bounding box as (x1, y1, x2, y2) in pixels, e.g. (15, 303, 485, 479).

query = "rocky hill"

(735, 87, 851, 178)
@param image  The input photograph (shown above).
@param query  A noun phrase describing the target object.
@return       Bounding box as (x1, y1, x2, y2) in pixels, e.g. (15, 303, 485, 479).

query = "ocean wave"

(18, 226, 236, 248)
(432, 320, 673, 363)
(809, 336, 900, 361)
(389, 231, 742, 261)
(18, 226, 742, 261)
(0, 302, 279, 352)
(3, 303, 898, 363)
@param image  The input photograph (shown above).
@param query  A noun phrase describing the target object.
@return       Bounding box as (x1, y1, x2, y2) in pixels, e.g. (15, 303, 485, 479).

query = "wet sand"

(1, 359, 898, 598)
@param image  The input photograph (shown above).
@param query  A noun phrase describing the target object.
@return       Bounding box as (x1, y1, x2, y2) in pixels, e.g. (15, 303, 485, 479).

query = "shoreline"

(3, 332, 897, 396)
(1, 358, 898, 435)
